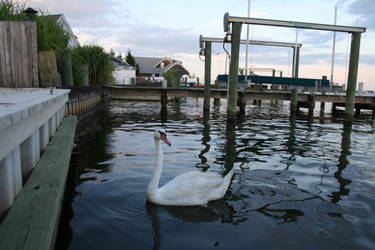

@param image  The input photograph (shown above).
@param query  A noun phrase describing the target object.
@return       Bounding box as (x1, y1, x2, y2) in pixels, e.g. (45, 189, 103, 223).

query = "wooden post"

(308, 94, 315, 117)
(345, 32, 361, 118)
(161, 89, 168, 111)
(238, 91, 246, 114)
(320, 91, 326, 114)
(204, 41, 212, 112)
(290, 89, 298, 113)
(227, 22, 242, 119)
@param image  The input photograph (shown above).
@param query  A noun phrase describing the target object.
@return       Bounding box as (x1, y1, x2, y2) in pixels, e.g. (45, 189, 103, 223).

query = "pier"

(103, 85, 375, 116)
(0, 88, 70, 217)
(222, 12, 366, 119)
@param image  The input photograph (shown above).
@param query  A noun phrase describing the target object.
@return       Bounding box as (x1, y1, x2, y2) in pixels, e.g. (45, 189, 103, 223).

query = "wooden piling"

(161, 90, 168, 111)
(308, 94, 315, 117)
(345, 32, 361, 118)
(204, 41, 212, 112)
(227, 22, 242, 119)
(238, 92, 246, 114)
(290, 89, 298, 113)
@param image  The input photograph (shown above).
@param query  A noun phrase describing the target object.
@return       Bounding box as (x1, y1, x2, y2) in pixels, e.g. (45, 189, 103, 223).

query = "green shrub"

(72, 45, 114, 85)
(35, 14, 69, 70)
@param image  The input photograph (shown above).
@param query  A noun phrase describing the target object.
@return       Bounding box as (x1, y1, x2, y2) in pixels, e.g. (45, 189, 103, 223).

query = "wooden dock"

(103, 86, 375, 114)
(0, 116, 77, 250)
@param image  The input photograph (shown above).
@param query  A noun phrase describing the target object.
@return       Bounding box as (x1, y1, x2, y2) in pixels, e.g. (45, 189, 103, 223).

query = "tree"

(126, 50, 139, 76)
(125, 50, 136, 66)
(164, 69, 182, 87)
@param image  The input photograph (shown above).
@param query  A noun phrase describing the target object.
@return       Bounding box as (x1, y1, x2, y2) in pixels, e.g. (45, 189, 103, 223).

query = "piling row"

(65, 95, 102, 116)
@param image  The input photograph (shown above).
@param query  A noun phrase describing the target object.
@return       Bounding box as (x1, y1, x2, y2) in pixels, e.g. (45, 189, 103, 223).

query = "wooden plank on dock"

(0, 116, 77, 250)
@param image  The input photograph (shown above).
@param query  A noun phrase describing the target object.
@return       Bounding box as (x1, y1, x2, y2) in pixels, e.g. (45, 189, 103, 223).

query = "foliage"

(0, 0, 27, 21)
(125, 49, 140, 76)
(35, 14, 70, 70)
(72, 45, 114, 85)
(125, 50, 136, 66)
(71, 48, 85, 86)
(164, 68, 182, 87)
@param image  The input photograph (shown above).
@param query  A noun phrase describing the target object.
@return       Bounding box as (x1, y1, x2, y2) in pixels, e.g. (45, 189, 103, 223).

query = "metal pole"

(245, 0, 251, 81)
(295, 47, 300, 78)
(345, 32, 361, 117)
(204, 41, 212, 111)
(330, 6, 337, 89)
(293, 29, 298, 77)
(227, 22, 242, 118)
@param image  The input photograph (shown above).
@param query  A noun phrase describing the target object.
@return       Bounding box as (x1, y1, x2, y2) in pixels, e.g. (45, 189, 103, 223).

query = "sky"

(17, 0, 375, 90)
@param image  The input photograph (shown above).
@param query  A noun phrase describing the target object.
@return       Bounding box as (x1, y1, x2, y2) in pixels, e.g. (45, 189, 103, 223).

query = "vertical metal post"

(330, 6, 338, 90)
(345, 32, 361, 117)
(204, 41, 212, 111)
(292, 46, 300, 78)
(245, 0, 251, 81)
(227, 22, 242, 118)
(295, 47, 300, 78)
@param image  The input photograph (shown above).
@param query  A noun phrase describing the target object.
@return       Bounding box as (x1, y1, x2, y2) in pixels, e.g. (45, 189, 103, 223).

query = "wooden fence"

(0, 21, 39, 88)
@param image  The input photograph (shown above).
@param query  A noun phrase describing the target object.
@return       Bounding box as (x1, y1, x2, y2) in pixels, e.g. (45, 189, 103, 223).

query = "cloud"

(17, 0, 123, 28)
(346, 0, 375, 30)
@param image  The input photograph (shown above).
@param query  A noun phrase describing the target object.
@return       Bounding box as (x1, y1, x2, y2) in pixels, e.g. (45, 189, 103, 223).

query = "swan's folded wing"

(157, 171, 228, 205)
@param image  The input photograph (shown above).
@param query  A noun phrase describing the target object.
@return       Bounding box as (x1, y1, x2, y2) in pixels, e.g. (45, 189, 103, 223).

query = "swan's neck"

(147, 138, 163, 197)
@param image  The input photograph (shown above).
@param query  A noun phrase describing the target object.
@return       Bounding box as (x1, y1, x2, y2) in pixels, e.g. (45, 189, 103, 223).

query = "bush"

(35, 14, 69, 70)
(72, 45, 114, 85)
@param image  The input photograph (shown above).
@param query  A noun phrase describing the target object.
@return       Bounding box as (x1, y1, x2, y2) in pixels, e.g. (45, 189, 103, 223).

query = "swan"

(147, 129, 233, 206)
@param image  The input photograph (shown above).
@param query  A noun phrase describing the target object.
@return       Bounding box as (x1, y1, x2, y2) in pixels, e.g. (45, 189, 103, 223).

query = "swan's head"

(154, 129, 171, 146)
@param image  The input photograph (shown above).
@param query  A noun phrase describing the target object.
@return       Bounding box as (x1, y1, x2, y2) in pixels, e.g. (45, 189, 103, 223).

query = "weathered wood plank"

(0, 116, 77, 250)
(0, 22, 7, 86)
(0, 21, 38, 88)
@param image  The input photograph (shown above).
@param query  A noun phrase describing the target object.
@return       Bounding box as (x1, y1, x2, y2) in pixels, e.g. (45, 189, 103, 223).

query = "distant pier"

(103, 86, 375, 116)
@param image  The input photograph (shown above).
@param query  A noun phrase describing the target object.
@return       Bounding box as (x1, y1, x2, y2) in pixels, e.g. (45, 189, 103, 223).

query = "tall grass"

(35, 13, 69, 68)
(0, 0, 27, 21)
(72, 45, 114, 85)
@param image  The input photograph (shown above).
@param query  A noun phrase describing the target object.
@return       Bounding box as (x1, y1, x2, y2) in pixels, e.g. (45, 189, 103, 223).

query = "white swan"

(147, 129, 233, 206)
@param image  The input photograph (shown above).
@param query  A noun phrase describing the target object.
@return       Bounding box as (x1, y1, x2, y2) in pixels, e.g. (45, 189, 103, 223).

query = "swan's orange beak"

(160, 133, 171, 146)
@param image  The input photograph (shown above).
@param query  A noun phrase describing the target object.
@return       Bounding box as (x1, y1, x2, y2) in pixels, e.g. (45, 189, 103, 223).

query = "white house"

(111, 57, 136, 85)
(49, 14, 80, 48)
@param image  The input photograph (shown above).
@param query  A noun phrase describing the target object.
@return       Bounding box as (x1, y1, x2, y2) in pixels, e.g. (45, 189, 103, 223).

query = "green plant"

(164, 68, 182, 87)
(0, 0, 27, 21)
(72, 45, 114, 85)
(71, 48, 85, 86)
(125, 50, 139, 76)
(35, 14, 70, 69)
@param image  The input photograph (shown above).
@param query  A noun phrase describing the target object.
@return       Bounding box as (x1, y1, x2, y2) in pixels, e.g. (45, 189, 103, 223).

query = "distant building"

(134, 56, 189, 77)
(48, 14, 79, 48)
(111, 57, 136, 85)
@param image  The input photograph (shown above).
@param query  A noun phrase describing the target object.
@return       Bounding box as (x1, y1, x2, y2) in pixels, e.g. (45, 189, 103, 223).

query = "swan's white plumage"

(147, 129, 233, 206)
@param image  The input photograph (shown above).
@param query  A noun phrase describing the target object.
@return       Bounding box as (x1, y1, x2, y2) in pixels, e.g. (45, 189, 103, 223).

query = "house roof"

(134, 57, 163, 75)
(134, 56, 189, 75)
(111, 57, 131, 67)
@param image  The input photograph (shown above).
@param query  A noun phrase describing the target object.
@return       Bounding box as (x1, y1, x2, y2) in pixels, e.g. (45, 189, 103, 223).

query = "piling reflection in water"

(331, 121, 352, 203)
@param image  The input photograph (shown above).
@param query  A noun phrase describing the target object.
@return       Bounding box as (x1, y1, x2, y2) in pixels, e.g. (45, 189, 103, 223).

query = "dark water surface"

(57, 99, 375, 250)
